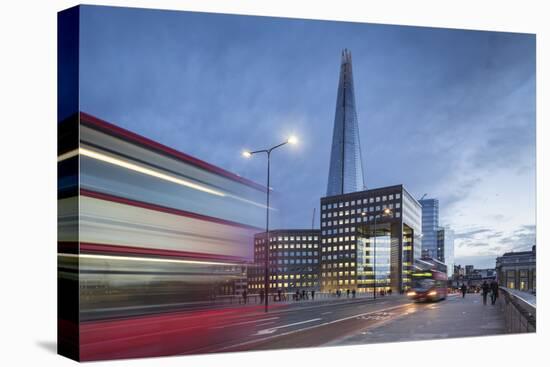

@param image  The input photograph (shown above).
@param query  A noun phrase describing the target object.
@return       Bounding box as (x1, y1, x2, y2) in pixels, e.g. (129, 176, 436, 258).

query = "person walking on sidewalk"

(461, 283, 467, 298)
(481, 281, 490, 305)
(490, 280, 499, 305)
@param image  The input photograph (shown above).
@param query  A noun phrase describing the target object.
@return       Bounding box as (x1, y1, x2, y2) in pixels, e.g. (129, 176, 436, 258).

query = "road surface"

(80, 292, 508, 361)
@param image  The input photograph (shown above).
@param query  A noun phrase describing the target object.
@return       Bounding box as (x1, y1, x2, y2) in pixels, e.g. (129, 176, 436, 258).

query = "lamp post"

(242, 135, 298, 313)
(363, 207, 393, 300)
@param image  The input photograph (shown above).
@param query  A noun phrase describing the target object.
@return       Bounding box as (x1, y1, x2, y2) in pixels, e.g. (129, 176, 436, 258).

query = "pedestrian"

(277, 289, 282, 302)
(352, 289, 356, 298)
(481, 281, 490, 305)
(302, 290, 306, 300)
(388, 288, 392, 296)
(346, 289, 350, 298)
(259, 289, 264, 304)
(242, 290, 248, 304)
(490, 280, 499, 305)
(295, 290, 300, 301)
(311, 290, 315, 300)
(461, 283, 467, 298)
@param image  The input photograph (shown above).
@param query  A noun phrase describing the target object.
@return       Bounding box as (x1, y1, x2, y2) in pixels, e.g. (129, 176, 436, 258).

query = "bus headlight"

(407, 291, 416, 296)
(428, 290, 437, 296)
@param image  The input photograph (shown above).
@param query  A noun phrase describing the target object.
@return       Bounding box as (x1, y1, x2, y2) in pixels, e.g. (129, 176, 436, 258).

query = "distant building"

(443, 226, 455, 278)
(320, 184, 422, 293)
(416, 256, 447, 274)
(496, 246, 536, 291)
(248, 230, 321, 293)
(465, 265, 474, 276)
(419, 198, 439, 259)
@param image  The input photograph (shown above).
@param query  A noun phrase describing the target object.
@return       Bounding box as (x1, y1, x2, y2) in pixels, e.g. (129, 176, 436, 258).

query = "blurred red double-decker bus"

(407, 269, 448, 302)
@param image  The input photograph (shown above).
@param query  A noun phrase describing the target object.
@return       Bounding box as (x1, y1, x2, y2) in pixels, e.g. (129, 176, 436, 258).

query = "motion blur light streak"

(57, 148, 79, 162)
(59, 253, 242, 267)
(80, 147, 226, 197)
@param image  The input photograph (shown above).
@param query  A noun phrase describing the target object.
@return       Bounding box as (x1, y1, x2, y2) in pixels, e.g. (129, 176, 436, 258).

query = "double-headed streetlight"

(362, 207, 393, 299)
(242, 135, 298, 313)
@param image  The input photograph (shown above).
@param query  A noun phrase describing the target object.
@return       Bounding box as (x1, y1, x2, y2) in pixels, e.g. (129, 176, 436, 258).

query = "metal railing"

(212, 290, 385, 305)
(499, 287, 536, 333)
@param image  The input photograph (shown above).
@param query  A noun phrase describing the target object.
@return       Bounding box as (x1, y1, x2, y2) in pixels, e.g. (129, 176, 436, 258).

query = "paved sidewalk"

(329, 292, 508, 345)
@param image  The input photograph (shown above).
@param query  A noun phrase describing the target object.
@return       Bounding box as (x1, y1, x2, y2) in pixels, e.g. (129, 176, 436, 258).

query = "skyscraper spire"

(326, 49, 366, 196)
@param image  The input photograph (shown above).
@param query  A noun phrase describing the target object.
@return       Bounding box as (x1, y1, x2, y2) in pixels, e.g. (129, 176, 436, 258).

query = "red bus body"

(407, 270, 448, 302)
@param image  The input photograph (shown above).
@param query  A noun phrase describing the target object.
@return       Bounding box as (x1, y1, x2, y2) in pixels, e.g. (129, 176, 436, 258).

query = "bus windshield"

(412, 278, 434, 291)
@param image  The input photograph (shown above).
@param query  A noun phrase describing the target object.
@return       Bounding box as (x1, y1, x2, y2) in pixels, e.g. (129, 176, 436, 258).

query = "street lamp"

(363, 207, 393, 299)
(242, 135, 298, 313)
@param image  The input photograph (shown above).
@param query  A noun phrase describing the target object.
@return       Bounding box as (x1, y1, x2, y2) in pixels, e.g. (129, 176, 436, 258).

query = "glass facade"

(419, 198, 439, 259)
(320, 185, 422, 293)
(326, 49, 365, 196)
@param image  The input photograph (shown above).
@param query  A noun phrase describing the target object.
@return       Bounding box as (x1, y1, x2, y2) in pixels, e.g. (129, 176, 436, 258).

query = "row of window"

(321, 211, 401, 228)
(321, 235, 356, 243)
(249, 282, 318, 289)
(322, 271, 357, 277)
(322, 203, 402, 219)
(322, 279, 356, 286)
(250, 274, 317, 282)
(322, 244, 356, 251)
(255, 243, 319, 250)
(255, 235, 318, 244)
(270, 259, 319, 265)
(270, 251, 318, 257)
(322, 254, 356, 262)
(322, 194, 402, 211)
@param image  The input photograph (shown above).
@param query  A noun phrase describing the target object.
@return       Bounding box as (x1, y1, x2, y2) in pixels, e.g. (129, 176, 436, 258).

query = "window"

(396, 193, 401, 199)
(382, 195, 387, 201)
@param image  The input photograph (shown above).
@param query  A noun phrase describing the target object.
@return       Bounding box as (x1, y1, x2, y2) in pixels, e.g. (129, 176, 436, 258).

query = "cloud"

(454, 228, 492, 240)
(498, 225, 536, 251)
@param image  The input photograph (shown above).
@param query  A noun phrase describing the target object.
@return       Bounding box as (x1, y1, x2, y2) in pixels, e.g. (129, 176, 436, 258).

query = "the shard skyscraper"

(326, 49, 366, 196)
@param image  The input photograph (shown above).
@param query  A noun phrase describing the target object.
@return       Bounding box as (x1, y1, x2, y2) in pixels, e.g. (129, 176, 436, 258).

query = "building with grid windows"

(496, 246, 536, 291)
(248, 230, 321, 293)
(319, 184, 422, 293)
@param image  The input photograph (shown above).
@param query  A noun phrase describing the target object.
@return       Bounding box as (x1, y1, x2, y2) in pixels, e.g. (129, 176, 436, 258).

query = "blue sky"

(79, 5, 536, 269)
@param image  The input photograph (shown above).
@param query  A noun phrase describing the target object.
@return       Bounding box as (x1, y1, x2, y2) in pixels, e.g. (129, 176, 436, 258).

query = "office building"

(320, 184, 422, 293)
(419, 198, 439, 259)
(248, 230, 321, 293)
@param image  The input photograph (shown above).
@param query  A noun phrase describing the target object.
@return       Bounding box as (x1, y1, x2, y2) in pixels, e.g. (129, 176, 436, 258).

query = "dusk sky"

(79, 5, 536, 269)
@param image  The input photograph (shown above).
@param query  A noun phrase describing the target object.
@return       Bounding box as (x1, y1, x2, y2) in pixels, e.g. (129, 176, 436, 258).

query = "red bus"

(407, 269, 448, 302)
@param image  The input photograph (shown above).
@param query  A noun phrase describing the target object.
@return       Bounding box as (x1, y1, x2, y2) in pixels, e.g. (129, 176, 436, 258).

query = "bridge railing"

(499, 287, 536, 333)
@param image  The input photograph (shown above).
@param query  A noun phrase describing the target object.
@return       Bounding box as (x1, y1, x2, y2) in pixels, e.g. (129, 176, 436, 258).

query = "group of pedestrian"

(293, 289, 315, 301)
(481, 280, 499, 305)
(460, 281, 499, 305)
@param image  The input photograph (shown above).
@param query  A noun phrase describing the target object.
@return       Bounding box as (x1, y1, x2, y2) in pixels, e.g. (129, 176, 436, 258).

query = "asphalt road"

(80, 292, 509, 361)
